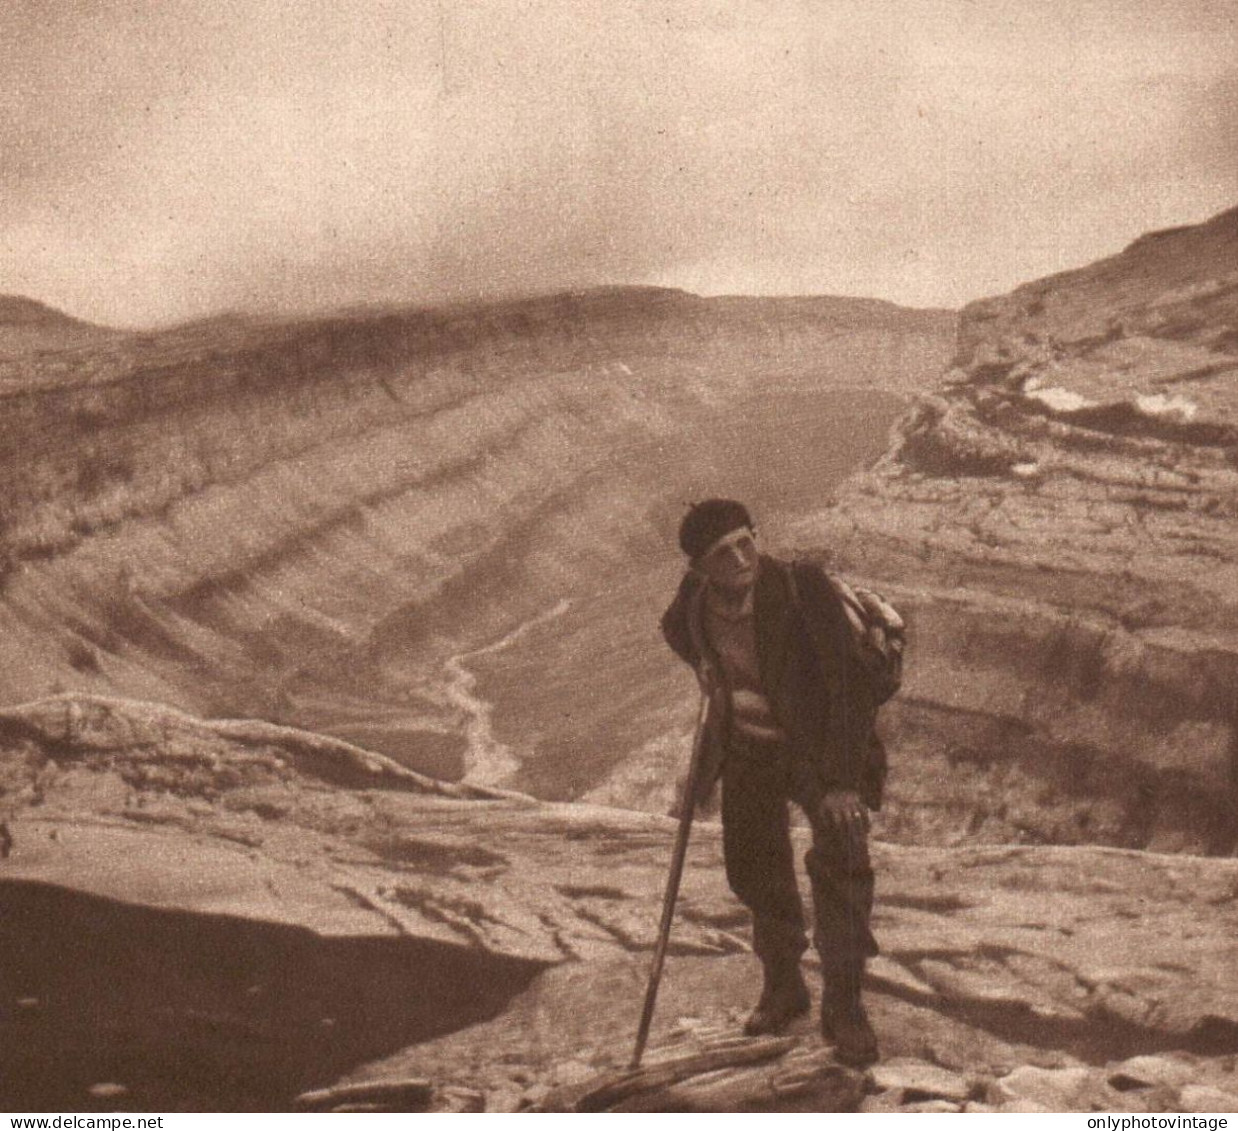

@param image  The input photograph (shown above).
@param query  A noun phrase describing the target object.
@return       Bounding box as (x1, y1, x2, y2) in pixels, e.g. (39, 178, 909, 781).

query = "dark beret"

(678, 498, 754, 559)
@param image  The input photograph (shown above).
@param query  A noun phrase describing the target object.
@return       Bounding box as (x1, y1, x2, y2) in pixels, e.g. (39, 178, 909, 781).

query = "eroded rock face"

(792, 205, 1238, 853)
(6, 696, 1235, 1111)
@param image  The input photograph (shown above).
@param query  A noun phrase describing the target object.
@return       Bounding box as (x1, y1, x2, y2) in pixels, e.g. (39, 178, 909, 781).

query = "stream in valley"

(295, 387, 907, 808)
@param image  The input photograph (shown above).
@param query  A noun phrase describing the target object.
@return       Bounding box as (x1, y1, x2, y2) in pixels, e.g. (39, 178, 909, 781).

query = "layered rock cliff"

(795, 205, 1238, 854)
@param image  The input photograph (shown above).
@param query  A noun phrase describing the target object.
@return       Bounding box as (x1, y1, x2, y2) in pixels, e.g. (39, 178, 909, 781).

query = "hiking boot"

(821, 993, 878, 1067)
(743, 961, 810, 1036)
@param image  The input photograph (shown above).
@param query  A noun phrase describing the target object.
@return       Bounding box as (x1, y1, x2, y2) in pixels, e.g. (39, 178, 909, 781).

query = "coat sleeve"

(660, 571, 702, 667)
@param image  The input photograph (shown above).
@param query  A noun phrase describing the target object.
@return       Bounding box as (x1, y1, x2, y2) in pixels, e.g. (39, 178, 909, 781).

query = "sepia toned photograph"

(1, 0, 1236, 1116)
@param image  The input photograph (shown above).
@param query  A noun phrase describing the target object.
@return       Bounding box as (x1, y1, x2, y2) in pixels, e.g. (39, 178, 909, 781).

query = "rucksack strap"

(785, 556, 801, 612)
(787, 559, 904, 705)
(785, 560, 867, 641)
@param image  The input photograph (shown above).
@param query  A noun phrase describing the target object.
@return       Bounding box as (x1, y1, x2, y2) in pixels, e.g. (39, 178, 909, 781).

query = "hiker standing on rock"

(660, 499, 902, 1068)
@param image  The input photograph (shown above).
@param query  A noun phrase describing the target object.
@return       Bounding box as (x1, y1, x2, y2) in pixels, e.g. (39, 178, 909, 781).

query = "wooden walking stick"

(629, 686, 712, 1070)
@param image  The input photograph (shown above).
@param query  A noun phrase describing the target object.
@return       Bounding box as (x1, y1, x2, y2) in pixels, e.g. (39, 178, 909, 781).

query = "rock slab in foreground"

(3, 694, 1238, 1111)
(540, 1035, 865, 1113)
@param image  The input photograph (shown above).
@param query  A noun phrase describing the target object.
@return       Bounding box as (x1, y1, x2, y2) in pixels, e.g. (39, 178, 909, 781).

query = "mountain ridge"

(0, 295, 120, 358)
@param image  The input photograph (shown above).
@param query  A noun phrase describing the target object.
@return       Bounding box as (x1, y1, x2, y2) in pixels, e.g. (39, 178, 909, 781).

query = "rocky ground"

(2, 695, 1237, 1112)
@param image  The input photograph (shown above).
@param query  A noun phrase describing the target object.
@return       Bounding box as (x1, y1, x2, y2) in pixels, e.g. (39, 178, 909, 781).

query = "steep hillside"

(0, 287, 953, 792)
(794, 205, 1238, 853)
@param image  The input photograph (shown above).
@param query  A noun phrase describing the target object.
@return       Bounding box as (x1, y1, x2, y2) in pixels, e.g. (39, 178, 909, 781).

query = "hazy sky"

(3, 0, 1235, 327)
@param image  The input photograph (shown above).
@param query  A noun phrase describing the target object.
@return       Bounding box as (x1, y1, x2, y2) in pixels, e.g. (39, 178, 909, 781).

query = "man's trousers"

(719, 731, 878, 991)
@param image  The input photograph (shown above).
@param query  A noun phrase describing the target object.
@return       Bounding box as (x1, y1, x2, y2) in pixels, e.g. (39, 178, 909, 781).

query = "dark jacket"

(660, 554, 886, 810)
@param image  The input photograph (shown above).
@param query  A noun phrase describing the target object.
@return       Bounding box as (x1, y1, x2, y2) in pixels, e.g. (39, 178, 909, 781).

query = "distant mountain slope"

(0, 295, 121, 358)
(796, 204, 1238, 853)
(0, 286, 954, 788)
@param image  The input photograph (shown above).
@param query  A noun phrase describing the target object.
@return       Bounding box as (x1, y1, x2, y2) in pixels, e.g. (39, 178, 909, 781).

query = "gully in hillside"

(660, 499, 904, 1068)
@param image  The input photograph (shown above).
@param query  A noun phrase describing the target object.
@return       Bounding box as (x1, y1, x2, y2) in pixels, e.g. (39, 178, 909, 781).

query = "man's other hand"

(820, 789, 869, 836)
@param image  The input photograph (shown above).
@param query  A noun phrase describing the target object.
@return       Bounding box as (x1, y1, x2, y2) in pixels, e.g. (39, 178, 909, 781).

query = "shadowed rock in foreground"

(2, 695, 1237, 1111)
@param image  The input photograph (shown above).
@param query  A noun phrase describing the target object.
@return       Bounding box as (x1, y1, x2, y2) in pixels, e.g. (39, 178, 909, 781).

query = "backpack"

(787, 563, 905, 707)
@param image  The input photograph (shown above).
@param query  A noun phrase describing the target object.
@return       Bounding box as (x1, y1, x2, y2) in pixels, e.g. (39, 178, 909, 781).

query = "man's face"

(694, 526, 759, 593)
